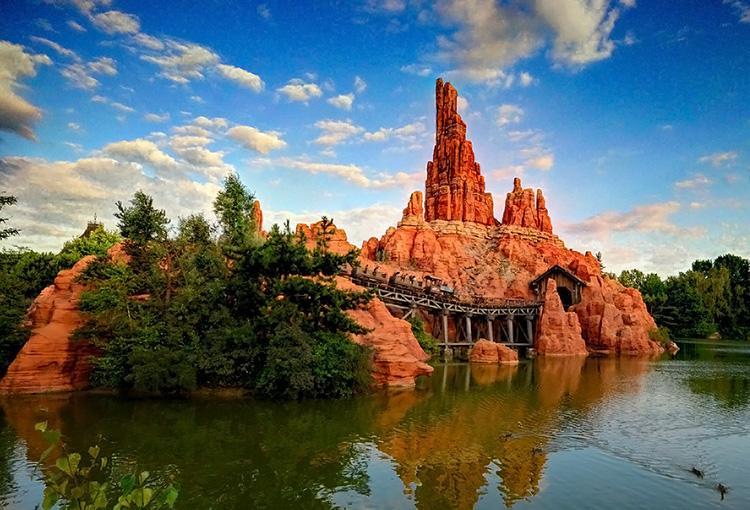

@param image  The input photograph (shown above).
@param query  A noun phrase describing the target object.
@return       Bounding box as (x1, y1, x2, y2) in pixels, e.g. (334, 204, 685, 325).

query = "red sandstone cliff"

(336, 277, 433, 386)
(424, 79, 495, 226)
(296, 219, 356, 256)
(0, 256, 98, 394)
(535, 279, 587, 356)
(502, 177, 553, 234)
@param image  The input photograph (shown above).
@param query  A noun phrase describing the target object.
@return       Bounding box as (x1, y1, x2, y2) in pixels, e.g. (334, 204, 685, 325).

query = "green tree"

(114, 191, 169, 245)
(213, 173, 257, 251)
(0, 193, 20, 241)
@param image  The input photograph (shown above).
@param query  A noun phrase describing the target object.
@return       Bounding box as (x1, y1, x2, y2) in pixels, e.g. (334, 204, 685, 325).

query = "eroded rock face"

(251, 200, 265, 237)
(295, 220, 356, 256)
(400, 190, 425, 226)
(0, 256, 98, 394)
(501, 178, 553, 234)
(424, 79, 495, 226)
(469, 339, 519, 364)
(362, 191, 662, 355)
(535, 279, 588, 356)
(336, 277, 433, 386)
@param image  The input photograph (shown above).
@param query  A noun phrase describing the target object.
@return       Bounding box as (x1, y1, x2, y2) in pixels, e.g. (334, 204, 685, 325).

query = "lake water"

(2, 340, 750, 509)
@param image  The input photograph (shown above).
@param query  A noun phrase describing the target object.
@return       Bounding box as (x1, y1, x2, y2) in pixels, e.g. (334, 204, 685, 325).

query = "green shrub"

(407, 315, 439, 358)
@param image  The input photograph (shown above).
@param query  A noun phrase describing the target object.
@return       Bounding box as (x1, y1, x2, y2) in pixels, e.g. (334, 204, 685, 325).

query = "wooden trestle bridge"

(349, 275, 542, 350)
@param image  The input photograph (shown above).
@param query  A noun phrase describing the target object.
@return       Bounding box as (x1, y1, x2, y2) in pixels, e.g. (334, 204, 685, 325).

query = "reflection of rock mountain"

(374, 358, 651, 508)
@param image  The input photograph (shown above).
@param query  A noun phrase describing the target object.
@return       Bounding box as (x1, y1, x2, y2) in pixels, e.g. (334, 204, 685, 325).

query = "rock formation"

(251, 200, 265, 237)
(0, 256, 98, 394)
(469, 339, 519, 364)
(296, 219, 356, 256)
(535, 279, 588, 356)
(501, 177, 553, 234)
(336, 277, 433, 386)
(424, 79, 495, 225)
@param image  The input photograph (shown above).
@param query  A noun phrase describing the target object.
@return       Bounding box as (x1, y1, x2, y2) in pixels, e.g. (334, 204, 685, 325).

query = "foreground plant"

(35, 421, 178, 510)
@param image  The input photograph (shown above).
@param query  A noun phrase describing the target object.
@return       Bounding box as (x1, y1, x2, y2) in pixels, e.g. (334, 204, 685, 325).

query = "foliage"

(617, 254, 750, 340)
(115, 191, 169, 245)
(35, 421, 178, 510)
(0, 192, 20, 241)
(407, 315, 439, 358)
(78, 183, 373, 399)
(648, 326, 671, 346)
(213, 173, 258, 251)
(59, 226, 121, 266)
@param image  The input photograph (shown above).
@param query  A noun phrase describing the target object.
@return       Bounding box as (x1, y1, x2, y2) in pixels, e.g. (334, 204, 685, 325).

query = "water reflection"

(2, 349, 750, 509)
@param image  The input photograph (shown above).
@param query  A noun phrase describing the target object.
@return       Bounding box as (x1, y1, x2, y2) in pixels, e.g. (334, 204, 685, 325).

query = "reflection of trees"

(0, 409, 18, 506)
(688, 375, 750, 409)
(1, 357, 652, 509)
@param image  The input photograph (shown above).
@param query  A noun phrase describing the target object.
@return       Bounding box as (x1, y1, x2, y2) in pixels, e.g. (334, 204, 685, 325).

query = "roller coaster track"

(349, 276, 543, 317)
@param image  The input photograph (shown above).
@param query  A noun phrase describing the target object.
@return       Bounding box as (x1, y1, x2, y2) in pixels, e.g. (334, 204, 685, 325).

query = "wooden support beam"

(526, 316, 534, 345)
(442, 311, 449, 343)
(465, 315, 473, 343)
(506, 316, 514, 344)
(487, 318, 494, 342)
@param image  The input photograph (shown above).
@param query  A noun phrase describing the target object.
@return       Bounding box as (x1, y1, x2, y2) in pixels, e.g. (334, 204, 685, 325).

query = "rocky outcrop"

(400, 191, 426, 226)
(336, 277, 433, 387)
(535, 279, 588, 356)
(501, 177, 553, 234)
(572, 276, 663, 355)
(296, 219, 356, 256)
(469, 339, 519, 364)
(251, 200, 265, 236)
(0, 256, 98, 394)
(424, 79, 495, 226)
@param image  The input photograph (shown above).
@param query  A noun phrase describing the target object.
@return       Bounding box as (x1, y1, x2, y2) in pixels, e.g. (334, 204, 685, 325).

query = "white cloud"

(276, 78, 323, 102)
(525, 153, 554, 171)
(519, 71, 534, 86)
(30, 36, 80, 61)
(0, 41, 52, 140)
(327, 93, 355, 110)
(144, 112, 170, 123)
(496, 103, 524, 126)
(132, 33, 165, 51)
(314, 119, 364, 146)
(61, 62, 100, 89)
(91, 10, 141, 35)
(268, 157, 419, 189)
(698, 151, 738, 167)
(104, 138, 178, 172)
(67, 20, 86, 32)
(363, 121, 426, 143)
(109, 101, 134, 113)
(564, 201, 700, 237)
(535, 0, 620, 66)
(725, 1, 750, 23)
(0, 154, 221, 252)
(216, 63, 264, 92)
(257, 3, 272, 19)
(434, 0, 626, 80)
(141, 40, 219, 84)
(675, 174, 712, 189)
(400, 63, 433, 77)
(227, 125, 287, 154)
(354, 75, 367, 94)
(88, 56, 117, 75)
(193, 116, 228, 130)
(67, 122, 82, 131)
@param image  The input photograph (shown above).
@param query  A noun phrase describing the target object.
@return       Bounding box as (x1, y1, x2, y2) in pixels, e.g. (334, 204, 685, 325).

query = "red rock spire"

(424, 78, 495, 225)
(501, 177, 553, 234)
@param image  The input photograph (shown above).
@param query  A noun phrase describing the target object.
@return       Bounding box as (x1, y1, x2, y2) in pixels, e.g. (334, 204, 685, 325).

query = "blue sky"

(0, 0, 748, 274)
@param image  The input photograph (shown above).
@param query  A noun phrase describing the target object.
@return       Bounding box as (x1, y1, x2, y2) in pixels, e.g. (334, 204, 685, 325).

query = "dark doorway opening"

(557, 287, 573, 310)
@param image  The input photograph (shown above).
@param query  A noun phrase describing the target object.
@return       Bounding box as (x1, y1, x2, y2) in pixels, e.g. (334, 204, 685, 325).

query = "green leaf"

(164, 485, 179, 507)
(40, 443, 56, 463)
(120, 473, 135, 493)
(42, 430, 61, 446)
(35, 421, 48, 432)
(100, 457, 108, 470)
(67, 452, 82, 474)
(56, 456, 73, 476)
(138, 471, 149, 485)
(88, 445, 100, 459)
